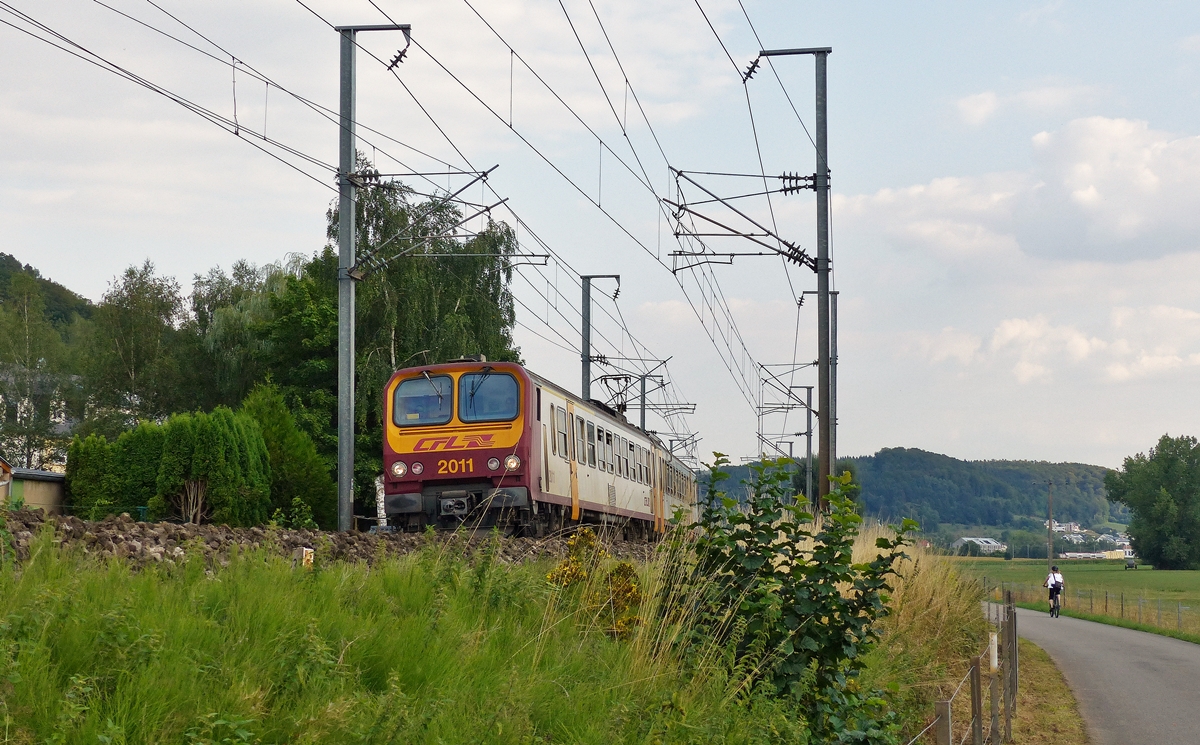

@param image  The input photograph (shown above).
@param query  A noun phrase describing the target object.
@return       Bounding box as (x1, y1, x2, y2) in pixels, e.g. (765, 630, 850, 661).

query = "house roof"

(12, 468, 65, 483)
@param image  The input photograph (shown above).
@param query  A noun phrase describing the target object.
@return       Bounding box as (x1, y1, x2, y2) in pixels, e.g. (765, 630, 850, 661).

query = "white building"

(951, 537, 1007, 555)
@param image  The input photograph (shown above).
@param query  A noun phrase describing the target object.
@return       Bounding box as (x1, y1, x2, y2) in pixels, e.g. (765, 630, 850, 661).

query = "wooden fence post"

(935, 700, 952, 745)
(971, 655, 983, 745)
(989, 672, 1000, 743)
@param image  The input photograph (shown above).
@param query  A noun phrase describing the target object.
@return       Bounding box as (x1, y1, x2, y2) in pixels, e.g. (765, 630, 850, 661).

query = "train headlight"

(504, 454, 521, 471)
(390, 461, 407, 478)
(487, 457, 501, 471)
(410, 462, 424, 475)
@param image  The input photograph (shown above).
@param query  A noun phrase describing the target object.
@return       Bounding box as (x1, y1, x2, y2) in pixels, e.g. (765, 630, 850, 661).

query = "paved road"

(1011, 606, 1200, 745)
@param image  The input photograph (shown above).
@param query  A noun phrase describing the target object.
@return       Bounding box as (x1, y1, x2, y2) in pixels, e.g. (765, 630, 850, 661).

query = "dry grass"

(855, 524, 991, 733)
(1012, 639, 1091, 745)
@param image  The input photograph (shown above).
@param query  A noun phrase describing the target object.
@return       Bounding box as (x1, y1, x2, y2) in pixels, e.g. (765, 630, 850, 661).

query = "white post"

(989, 632, 998, 673)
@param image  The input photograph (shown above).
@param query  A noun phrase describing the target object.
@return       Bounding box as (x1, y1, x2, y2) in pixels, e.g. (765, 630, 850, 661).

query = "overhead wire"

(0, 3, 337, 191)
(414, 0, 761, 414)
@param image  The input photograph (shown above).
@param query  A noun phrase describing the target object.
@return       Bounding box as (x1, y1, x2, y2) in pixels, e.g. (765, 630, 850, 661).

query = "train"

(378, 357, 697, 537)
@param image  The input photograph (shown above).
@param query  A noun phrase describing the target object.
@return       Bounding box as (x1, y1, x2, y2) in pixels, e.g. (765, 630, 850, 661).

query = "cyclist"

(1044, 565, 1065, 617)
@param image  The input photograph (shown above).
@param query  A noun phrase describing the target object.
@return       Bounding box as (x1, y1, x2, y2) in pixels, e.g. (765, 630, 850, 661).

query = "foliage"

(269, 497, 319, 531)
(65, 434, 116, 519)
(64, 408, 270, 526)
(107, 422, 166, 516)
(0, 271, 72, 468)
(239, 383, 335, 528)
(679, 454, 914, 743)
(1105, 434, 1200, 569)
(83, 260, 187, 424)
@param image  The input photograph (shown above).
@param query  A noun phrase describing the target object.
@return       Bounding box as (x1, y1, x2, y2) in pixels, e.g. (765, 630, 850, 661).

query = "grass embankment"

(1012, 639, 1090, 745)
(0, 523, 988, 744)
(957, 558, 1200, 641)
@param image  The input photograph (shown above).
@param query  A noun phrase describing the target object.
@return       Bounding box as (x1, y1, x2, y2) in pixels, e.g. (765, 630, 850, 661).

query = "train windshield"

(393, 374, 453, 426)
(459, 371, 519, 423)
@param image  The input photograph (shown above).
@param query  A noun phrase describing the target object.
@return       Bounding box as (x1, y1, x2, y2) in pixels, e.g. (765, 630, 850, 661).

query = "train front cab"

(382, 361, 535, 532)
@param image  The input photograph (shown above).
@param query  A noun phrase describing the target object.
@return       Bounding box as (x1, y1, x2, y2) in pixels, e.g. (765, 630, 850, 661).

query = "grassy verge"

(0, 528, 804, 744)
(0, 519, 989, 744)
(1012, 639, 1090, 745)
(1013, 600, 1200, 645)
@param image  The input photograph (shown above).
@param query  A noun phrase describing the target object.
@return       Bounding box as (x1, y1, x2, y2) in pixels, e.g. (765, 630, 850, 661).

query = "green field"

(955, 558, 1200, 604)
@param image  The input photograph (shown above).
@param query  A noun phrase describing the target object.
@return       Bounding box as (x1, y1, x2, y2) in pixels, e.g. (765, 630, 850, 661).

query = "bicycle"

(1049, 587, 1062, 618)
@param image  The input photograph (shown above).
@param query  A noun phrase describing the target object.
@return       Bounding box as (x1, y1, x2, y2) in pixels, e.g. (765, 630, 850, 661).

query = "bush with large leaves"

(677, 455, 915, 744)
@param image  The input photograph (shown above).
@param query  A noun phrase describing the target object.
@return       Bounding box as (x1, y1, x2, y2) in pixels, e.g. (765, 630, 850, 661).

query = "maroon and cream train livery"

(381, 358, 697, 535)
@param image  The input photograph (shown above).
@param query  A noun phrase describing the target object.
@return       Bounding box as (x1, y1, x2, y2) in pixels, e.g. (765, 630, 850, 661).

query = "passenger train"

(380, 357, 697, 537)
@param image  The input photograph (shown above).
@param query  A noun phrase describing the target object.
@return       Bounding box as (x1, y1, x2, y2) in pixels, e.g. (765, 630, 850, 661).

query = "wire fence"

(904, 592, 1018, 745)
(985, 579, 1199, 636)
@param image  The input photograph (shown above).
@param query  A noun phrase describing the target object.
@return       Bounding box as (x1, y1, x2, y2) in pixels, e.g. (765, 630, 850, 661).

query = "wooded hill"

(705, 448, 1122, 532)
(849, 448, 1120, 530)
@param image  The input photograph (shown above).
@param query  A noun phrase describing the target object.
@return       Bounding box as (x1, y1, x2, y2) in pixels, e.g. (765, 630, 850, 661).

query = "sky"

(3, 1, 1200, 467)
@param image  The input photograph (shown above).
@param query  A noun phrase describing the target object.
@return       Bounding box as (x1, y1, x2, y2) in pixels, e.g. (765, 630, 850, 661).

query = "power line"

(0, 3, 336, 191)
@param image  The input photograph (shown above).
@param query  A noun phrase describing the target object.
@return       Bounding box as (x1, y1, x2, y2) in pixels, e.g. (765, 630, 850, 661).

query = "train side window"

(549, 406, 557, 455)
(586, 422, 596, 468)
(576, 416, 586, 463)
(605, 431, 614, 472)
(615, 437, 623, 478)
(595, 426, 604, 468)
(556, 407, 569, 460)
(627, 440, 635, 480)
(622, 438, 630, 479)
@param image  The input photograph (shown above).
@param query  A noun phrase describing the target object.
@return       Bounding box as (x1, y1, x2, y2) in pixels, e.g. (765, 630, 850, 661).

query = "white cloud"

(956, 85, 1101, 125)
(1180, 34, 1200, 53)
(846, 117, 1200, 262)
(914, 327, 982, 365)
(958, 92, 999, 125)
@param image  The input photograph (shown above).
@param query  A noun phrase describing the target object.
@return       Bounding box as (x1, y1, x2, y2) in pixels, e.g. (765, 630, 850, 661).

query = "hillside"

(701, 448, 1121, 532)
(850, 448, 1119, 530)
(0, 252, 93, 325)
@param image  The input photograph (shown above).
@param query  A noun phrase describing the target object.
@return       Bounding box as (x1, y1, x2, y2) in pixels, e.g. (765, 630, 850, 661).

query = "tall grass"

(856, 524, 990, 730)
(0, 518, 986, 744)
(0, 527, 805, 744)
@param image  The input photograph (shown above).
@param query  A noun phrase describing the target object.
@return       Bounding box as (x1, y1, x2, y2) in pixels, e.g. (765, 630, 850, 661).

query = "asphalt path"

(1009, 605, 1200, 744)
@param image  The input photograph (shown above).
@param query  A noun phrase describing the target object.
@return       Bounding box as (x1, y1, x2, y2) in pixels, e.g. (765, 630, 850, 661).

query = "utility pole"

(830, 290, 838, 470)
(755, 47, 832, 505)
(334, 22, 410, 532)
(580, 275, 619, 401)
(803, 385, 813, 503)
(640, 374, 647, 430)
(1047, 481, 1055, 571)
(814, 49, 832, 506)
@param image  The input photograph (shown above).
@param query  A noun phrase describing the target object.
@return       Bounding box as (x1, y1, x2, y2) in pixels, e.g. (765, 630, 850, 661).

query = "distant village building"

(950, 537, 1007, 554)
(0, 455, 65, 514)
(1044, 520, 1082, 533)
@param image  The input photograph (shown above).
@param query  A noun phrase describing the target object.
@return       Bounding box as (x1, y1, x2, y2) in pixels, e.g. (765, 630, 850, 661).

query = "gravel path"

(1013, 606, 1200, 745)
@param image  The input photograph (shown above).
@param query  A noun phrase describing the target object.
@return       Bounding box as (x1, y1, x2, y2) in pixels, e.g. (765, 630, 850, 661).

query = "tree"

(65, 434, 115, 518)
(240, 383, 336, 528)
(150, 408, 271, 526)
(108, 422, 166, 516)
(1106, 434, 1200, 570)
(0, 273, 71, 468)
(84, 261, 185, 423)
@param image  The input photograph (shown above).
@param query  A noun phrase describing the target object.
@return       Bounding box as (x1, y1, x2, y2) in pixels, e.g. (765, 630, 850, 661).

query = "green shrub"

(675, 454, 915, 744)
(240, 383, 335, 528)
(108, 422, 165, 515)
(65, 433, 115, 519)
